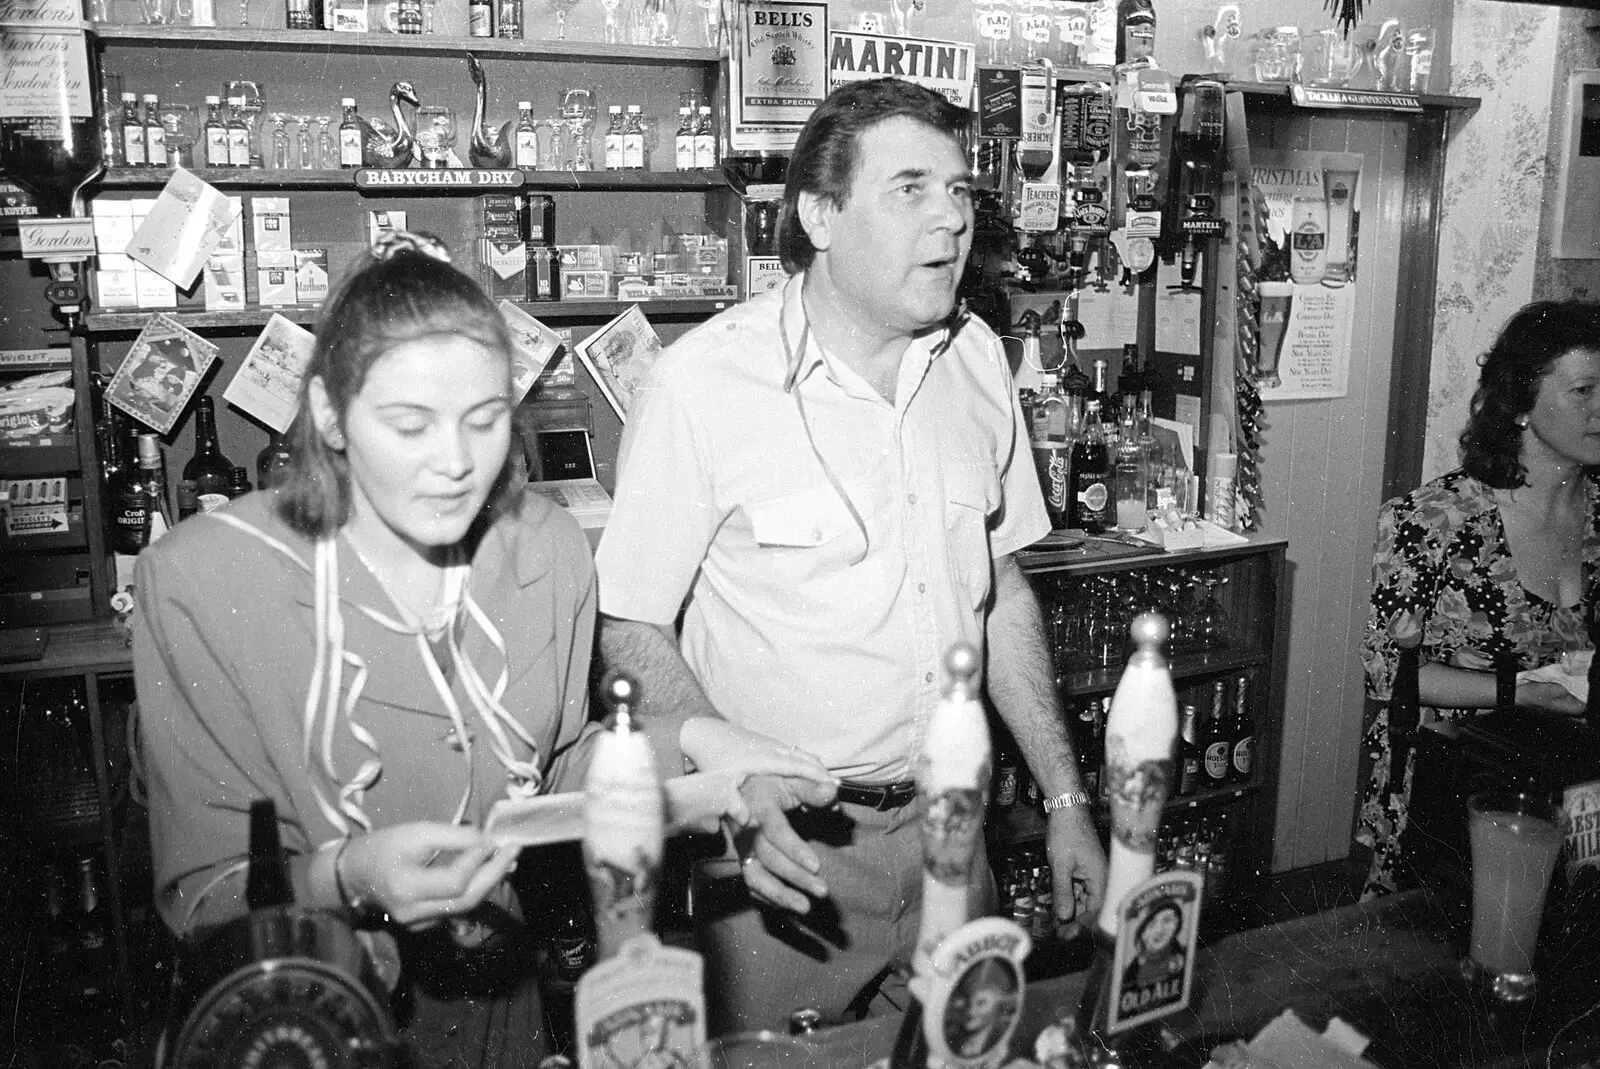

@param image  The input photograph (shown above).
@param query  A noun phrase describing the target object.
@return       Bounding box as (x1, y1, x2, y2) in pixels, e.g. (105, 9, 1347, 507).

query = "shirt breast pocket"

(749, 485, 891, 622)
(946, 472, 998, 605)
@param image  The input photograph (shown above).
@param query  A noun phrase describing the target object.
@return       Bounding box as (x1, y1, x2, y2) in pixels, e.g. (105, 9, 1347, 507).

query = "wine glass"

(548, 0, 581, 40)
(157, 103, 198, 169)
(422, 0, 437, 31)
(694, 0, 721, 49)
(559, 87, 597, 170)
(268, 113, 289, 169)
(316, 115, 335, 170)
(599, 0, 622, 41)
(646, 0, 680, 45)
(294, 115, 315, 169)
(415, 105, 457, 168)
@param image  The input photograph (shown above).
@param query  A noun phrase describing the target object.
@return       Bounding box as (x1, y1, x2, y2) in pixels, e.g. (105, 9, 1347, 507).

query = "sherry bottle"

(182, 396, 234, 515)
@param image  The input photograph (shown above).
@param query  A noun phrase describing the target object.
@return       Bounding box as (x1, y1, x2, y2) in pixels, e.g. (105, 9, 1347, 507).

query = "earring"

(324, 428, 346, 449)
(1515, 416, 1529, 428)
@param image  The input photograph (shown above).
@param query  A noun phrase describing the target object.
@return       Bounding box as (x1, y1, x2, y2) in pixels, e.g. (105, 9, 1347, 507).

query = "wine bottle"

(256, 431, 294, 490)
(1177, 702, 1201, 796)
(182, 396, 234, 514)
(136, 432, 174, 543)
(0, 8, 106, 218)
(889, 643, 991, 1069)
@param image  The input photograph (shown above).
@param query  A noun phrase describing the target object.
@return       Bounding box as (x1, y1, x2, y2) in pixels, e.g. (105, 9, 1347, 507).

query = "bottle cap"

(609, 105, 621, 113)
(626, 104, 640, 112)
(121, 92, 136, 101)
(341, 97, 356, 106)
(679, 106, 689, 114)
(519, 100, 532, 108)
(206, 94, 220, 104)
(143, 93, 159, 103)
(942, 641, 980, 699)
(699, 106, 711, 113)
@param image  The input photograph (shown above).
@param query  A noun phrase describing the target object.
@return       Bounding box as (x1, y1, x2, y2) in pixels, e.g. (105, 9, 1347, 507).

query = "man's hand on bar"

(1046, 806, 1107, 926)
(728, 774, 837, 913)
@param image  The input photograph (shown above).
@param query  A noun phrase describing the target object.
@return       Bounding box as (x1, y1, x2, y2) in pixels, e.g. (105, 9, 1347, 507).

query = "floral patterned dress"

(1357, 469, 1600, 898)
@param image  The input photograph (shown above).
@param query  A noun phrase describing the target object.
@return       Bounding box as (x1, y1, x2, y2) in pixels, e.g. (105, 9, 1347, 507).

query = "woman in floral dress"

(1359, 300, 1600, 898)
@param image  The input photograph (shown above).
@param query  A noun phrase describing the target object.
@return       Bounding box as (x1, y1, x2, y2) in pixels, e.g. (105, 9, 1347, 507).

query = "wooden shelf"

(990, 782, 1262, 845)
(93, 24, 720, 64)
(0, 620, 132, 680)
(95, 166, 730, 192)
(1051, 66, 1479, 113)
(83, 296, 737, 332)
(1056, 645, 1270, 697)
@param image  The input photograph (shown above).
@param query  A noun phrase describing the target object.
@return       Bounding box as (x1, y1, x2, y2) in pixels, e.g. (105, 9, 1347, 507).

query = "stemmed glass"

(599, 0, 622, 42)
(316, 116, 335, 171)
(268, 113, 289, 169)
(559, 87, 597, 170)
(548, 0, 582, 39)
(422, 0, 437, 31)
(294, 115, 315, 169)
(694, 0, 721, 49)
(415, 106, 457, 168)
(157, 103, 197, 168)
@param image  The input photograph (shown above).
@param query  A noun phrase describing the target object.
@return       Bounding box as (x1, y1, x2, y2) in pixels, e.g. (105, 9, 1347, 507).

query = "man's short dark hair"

(777, 78, 971, 274)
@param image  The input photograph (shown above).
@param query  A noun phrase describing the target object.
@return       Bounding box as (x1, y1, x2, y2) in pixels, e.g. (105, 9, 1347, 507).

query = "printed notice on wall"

(1251, 150, 1364, 402)
(0, 24, 93, 118)
(729, 0, 829, 153)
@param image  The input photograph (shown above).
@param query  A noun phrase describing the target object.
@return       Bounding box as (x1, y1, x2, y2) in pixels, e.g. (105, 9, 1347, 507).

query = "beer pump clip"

(1171, 79, 1227, 292)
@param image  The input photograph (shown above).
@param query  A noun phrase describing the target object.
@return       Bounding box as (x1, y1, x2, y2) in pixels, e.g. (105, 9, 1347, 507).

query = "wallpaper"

(1421, 0, 1561, 482)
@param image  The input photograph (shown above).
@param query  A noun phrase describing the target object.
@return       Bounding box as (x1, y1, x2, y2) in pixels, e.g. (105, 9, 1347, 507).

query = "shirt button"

(925, 672, 934, 683)
(907, 493, 918, 505)
(918, 582, 927, 594)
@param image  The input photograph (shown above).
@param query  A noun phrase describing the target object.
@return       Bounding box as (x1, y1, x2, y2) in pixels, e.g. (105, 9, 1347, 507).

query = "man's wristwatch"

(1042, 789, 1094, 814)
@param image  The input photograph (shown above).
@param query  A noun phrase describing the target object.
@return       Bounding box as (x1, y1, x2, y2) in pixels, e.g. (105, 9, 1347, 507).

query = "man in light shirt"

(595, 78, 1105, 1030)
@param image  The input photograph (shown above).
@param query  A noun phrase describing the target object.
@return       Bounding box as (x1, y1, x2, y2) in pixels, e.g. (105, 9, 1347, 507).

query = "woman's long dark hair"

(275, 237, 514, 538)
(1459, 299, 1600, 488)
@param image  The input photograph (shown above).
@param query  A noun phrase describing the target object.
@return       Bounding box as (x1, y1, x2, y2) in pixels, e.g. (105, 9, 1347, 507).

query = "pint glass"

(1461, 790, 1563, 1002)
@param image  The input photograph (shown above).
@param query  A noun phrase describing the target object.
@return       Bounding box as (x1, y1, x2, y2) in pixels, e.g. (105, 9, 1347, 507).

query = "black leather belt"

(835, 780, 918, 811)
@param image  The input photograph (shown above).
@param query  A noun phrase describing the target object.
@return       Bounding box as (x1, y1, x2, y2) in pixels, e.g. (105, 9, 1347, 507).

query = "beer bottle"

(1068, 399, 1112, 532)
(1198, 679, 1231, 790)
(228, 466, 253, 498)
(182, 396, 234, 516)
(1228, 673, 1255, 784)
(1178, 701, 1202, 795)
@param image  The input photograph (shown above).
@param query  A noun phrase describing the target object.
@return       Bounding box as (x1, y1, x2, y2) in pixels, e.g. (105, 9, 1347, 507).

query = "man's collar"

(780, 270, 968, 393)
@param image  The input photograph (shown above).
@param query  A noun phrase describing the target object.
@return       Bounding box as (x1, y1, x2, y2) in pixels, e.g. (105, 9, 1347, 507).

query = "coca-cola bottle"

(0, 0, 106, 218)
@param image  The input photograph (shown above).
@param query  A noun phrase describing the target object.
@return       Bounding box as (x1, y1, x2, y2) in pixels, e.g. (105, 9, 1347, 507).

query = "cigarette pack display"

(204, 254, 247, 310)
(91, 199, 135, 254)
(525, 195, 555, 245)
(557, 245, 606, 272)
(482, 193, 521, 212)
(369, 209, 407, 245)
(134, 265, 177, 309)
(294, 248, 330, 304)
(529, 246, 560, 302)
(250, 196, 293, 251)
(95, 253, 139, 309)
(256, 249, 298, 306)
(563, 270, 610, 299)
(482, 208, 522, 228)
(482, 223, 523, 242)
(481, 239, 528, 300)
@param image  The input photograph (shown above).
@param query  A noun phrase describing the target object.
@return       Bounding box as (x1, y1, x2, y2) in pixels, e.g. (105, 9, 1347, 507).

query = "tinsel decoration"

(1231, 186, 1268, 531)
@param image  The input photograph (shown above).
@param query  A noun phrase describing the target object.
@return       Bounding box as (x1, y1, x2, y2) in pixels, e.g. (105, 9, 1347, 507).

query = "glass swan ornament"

(358, 81, 419, 169)
(467, 55, 513, 168)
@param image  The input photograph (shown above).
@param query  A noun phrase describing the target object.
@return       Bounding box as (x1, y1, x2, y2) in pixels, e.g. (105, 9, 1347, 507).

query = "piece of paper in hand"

(125, 168, 243, 290)
(223, 314, 316, 433)
(498, 301, 564, 404)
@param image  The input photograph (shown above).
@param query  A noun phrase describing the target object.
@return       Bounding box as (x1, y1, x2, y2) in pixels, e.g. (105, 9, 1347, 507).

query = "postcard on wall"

(222, 314, 315, 433)
(126, 168, 243, 290)
(572, 306, 663, 421)
(499, 301, 564, 405)
(1251, 150, 1363, 402)
(105, 314, 219, 435)
(729, 0, 829, 153)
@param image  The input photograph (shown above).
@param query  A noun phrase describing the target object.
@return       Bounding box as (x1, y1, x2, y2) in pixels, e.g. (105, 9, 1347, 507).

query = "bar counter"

(807, 889, 1600, 1069)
